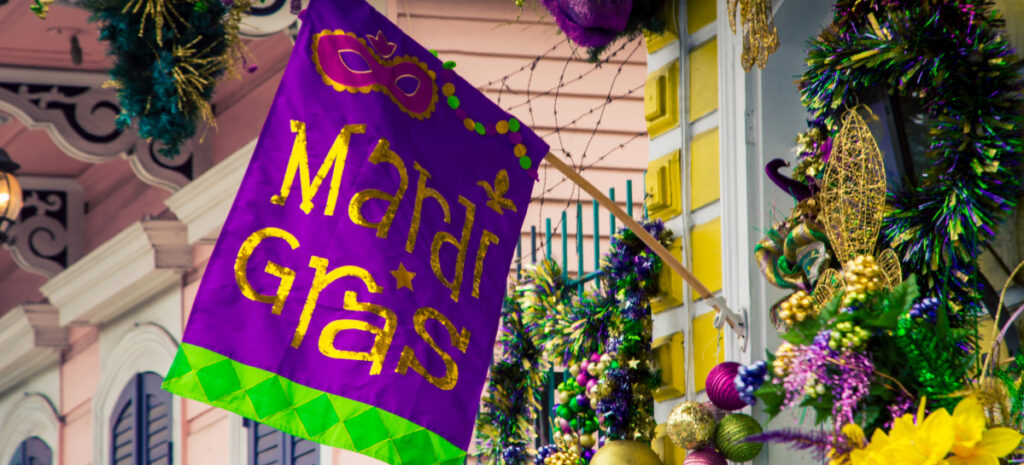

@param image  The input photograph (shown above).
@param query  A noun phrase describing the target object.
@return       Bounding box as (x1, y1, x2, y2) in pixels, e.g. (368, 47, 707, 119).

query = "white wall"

(745, 0, 836, 463)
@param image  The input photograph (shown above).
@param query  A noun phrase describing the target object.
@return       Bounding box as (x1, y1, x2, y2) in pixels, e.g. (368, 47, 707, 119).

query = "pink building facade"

(0, 0, 646, 464)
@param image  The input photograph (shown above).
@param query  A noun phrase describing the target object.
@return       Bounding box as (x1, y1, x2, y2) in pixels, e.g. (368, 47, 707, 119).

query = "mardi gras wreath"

(745, 1, 1024, 464)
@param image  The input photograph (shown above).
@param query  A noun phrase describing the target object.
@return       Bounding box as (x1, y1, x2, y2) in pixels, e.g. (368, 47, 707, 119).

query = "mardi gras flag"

(162, 1, 548, 463)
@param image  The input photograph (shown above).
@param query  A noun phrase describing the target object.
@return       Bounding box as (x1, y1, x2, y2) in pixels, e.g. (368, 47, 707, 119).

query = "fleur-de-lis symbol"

(478, 170, 517, 215)
(810, 109, 902, 310)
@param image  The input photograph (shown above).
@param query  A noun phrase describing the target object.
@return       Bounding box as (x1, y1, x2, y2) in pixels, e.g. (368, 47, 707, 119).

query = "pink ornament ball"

(587, 379, 597, 391)
(707, 362, 747, 411)
(590, 353, 601, 362)
(684, 448, 727, 465)
(576, 373, 588, 386)
(559, 418, 571, 433)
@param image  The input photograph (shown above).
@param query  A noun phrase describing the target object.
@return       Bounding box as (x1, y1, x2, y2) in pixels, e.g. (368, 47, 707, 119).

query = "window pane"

(9, 437, 52, 465)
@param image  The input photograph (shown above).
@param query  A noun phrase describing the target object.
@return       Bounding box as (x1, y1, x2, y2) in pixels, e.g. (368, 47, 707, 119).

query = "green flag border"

(162, 343, 466, 465)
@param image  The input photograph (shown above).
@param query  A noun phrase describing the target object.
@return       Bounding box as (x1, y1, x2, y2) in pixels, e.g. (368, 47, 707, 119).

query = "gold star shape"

(391, 263, 416, 291)
(628, 359, 641, 369)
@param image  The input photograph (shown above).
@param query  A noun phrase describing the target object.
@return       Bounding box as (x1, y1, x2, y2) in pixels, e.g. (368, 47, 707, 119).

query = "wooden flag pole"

(544, 153, 745, 337)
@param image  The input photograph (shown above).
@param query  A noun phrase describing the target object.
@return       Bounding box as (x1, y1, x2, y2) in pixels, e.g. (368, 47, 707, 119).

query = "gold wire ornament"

(810, 109, 902, 308)
(727, 0, 780, 71)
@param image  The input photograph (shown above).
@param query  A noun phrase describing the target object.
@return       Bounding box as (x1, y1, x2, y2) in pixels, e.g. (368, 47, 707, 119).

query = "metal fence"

(515, 179, 640, 293)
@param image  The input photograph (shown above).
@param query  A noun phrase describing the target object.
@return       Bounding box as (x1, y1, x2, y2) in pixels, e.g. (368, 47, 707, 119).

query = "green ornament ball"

(569, 397, 582, 412)
(557, 405, 570, 419)
(570, 418, 579, 429)
(714, 413, 763, 462)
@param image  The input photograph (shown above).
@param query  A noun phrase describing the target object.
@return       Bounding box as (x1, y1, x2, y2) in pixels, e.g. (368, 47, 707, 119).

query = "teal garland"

(86, 0, 241, 156)
(798, 1, 1024, 317)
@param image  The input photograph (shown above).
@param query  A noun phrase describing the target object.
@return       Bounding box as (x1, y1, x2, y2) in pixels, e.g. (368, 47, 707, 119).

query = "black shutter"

(244, 420, 319, 465)
(110, 372, 173, 465)
(8, 437, 52, 465)
(111, 384, 136, 465)
(142, 373, 172, 465)
(289, 434, 318, 465)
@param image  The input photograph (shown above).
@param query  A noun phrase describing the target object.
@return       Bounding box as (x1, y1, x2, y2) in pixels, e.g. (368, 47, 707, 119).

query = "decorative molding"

(165, 139, 255, 244)
(92, 323, 181, 465)
(126, 137, 208, 192)
(651, 332, 686, 401)
(0, 65, 108, 87)
(5, 176, 85, 278)
(717, 0, 753, 361)
(0, 81, 134, 162)
(0, 78, 206, 191)
(0, 392, 61, 465)
(0, 303, 67, 395)
(40, 219, 190, 326)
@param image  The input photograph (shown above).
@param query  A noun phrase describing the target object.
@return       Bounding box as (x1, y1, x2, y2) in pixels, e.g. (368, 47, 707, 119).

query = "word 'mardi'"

(231, 119, 515, 391)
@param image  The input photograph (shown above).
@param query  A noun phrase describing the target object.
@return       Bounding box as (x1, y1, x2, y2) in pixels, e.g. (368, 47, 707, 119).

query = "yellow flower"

(948, 396, 1023, 465)
(829, 424, 867, 465)
(850, 398, 954, 465)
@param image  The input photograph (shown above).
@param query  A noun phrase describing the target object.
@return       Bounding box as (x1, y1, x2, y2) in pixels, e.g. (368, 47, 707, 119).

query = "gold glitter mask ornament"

(810, 109, 902, 310)
(728, 0, 780, 71)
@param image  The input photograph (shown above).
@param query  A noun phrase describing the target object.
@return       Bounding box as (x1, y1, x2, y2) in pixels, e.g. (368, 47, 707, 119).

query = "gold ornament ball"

(545, 450, 582, 465)
(666, 401, 717, 450)
(590, 440, 664, 465)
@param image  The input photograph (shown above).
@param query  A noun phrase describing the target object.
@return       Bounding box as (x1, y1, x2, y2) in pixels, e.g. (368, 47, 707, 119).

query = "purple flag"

(162, 1, 548, 463)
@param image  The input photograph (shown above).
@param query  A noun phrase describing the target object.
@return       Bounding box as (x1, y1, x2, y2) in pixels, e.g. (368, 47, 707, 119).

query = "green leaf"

(858, 403, 883, 431)
(755, 381, 786, 419)
(808, 398, 834, 426)
(818, 292, 843, 323)
(867, 275, 919, 329)
(936, 287, 950, 340)
(781, 314, 823, 346)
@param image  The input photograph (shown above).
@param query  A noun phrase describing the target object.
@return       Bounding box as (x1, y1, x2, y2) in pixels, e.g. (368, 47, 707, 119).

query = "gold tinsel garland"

(727, 0, 780, 71)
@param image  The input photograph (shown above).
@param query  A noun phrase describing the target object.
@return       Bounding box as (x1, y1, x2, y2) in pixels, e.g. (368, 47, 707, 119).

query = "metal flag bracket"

(709, 296, 748, 353)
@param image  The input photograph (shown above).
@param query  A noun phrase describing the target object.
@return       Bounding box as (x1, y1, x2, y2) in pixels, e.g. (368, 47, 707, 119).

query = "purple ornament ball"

(683, 448, 727, 465)
(540, 0, 632, 48)
(707, 362, 747, 411)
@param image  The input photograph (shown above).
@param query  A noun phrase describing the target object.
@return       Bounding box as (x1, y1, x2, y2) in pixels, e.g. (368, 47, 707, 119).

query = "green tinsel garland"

(473, 294, 548, 465)
(86, 0, 252, 156)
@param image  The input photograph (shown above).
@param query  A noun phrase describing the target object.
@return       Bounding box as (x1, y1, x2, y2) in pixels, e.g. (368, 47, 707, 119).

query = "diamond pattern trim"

(162, 343, 466, 465)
